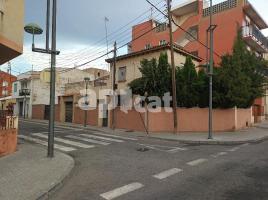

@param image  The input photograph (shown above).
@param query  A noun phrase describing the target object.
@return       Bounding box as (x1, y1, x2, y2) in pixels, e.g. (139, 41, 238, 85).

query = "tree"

(213, 31, 266, 108)
(128, 53, 171, 98)
(196, 68, 209, 108)
(176, 56, 199, 108)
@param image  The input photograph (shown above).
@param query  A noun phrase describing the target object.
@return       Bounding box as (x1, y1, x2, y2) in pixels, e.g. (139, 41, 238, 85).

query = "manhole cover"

(137, 147, 149, 152)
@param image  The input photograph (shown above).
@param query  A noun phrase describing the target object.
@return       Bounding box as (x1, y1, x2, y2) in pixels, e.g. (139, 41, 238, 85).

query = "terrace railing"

(242, 25, 268, 52)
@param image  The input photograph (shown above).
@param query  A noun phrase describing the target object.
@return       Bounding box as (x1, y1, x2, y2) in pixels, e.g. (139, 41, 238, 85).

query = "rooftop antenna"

(104, 17, 109, 71)
(150, 7, 154, 20)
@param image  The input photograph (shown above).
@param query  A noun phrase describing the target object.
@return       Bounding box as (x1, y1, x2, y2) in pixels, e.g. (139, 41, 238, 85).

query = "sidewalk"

(21, 118, 268, 145)
(0, 143, 74, 200)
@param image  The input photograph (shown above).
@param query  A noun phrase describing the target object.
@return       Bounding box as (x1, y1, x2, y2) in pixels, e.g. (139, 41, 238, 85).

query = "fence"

(0, 111, 18, 130)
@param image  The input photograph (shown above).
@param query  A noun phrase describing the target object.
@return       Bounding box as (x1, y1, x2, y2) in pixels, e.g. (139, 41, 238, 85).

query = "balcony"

(19, 89, 31, 97)
(242, 26, 268, 53)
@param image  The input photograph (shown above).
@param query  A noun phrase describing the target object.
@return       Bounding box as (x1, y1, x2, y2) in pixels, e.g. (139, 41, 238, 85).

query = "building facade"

(0, 70, 16, 98)
(0, 0, 24, 64)
(12, 68, 94, 119)
(131, 0, 268, 65)
(130, 0, 268, 121)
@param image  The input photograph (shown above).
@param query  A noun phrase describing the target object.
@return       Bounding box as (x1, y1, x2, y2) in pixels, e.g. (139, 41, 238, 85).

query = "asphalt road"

(19, 120, 268, 200)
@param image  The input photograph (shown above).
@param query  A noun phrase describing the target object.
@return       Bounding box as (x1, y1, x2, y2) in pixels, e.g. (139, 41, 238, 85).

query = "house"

(57, 69, 110, 127)
(12, 68, 93, 119)
(0, 0, 24, 64)
(106, 44, 202, 90)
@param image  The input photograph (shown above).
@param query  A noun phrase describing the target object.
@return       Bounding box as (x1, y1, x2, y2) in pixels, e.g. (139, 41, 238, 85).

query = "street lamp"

(84, 77, 91, 127)
(24, 0, 59, 158)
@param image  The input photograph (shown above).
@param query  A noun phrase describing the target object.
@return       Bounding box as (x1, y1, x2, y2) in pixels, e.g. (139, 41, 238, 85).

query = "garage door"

(65, 102, 73, 123)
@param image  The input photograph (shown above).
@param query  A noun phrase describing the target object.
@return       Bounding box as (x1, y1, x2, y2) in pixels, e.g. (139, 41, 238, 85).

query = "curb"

(141, 135, 268, 145)
(36, 153, 75, 200)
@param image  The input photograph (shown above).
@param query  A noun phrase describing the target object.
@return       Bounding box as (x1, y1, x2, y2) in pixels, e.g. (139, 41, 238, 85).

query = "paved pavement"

(0, 142, 74, 200)
(18, 119, 268, 200)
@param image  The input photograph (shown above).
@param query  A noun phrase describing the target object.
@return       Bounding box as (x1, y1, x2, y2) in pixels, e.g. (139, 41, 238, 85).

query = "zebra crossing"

(18, 131, 138, 152)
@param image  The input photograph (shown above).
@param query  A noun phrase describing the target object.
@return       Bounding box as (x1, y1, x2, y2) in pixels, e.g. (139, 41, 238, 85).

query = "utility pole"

(84, 77, 90, 127)
(167, 0, 178, 134)
(24, 0, 59, 158)
(112, 42, 117, 130)
(47, 0, 57, 157)
(208, 0, 216, 139)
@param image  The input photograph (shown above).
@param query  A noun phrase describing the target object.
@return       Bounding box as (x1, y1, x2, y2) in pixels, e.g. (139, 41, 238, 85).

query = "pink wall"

(236, 108, 252, 130)
(115, 107, 252, 133)
(73, 107, 99, 126)
(0, 129, 17, 157)
(114, 108, 146, 132)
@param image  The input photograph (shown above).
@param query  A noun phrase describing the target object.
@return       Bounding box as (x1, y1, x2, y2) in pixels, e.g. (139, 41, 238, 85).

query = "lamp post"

(207, 0, 216, 139)
(84, 77, 90, 127)
(24, 0, 59, 158)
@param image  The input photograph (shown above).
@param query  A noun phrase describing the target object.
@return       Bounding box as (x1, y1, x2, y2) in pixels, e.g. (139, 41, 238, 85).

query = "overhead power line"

(26, 1, 167, 70)
(59, 15, 167, 74)
(145, 0, 222, 58)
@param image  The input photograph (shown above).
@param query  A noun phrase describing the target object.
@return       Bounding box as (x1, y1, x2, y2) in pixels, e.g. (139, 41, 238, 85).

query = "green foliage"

(129, 33, 267, 109)
(176, 57, 199, 108)
(128, 53, 171, 97)
(213, 31, 266, 108)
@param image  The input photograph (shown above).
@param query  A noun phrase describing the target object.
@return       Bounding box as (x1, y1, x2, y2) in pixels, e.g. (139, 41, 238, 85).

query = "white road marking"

(228, 147, 240, 152)
(65, 135, 110, 146)
(80, 134, 124, 143)
(153, 168, 183, 180)
(138, 143, 187, 153)
(187, 158, 208, 166)
(18, 135, 76, 152)
(211, 152, 228, 158)
(240, 143, 249, 147)
(93, 132, 138, 141)
(100, 182, 144, 200)
(21, 120, 83, 131)
(30, 131, 65, 135)
(33, 133, 95, 148)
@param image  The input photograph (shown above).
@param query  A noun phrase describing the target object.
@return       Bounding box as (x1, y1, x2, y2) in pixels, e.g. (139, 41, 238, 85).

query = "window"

(14, 83, 17, 93)
(155, 23, 167, 32)
(118, 67, 127, 82)
(190, 51, 199, 57)
(0, 0, 5, 14)
(145, 44, 152, 50)
(186, 25, 199, 41)
(159, 40, 167, 45)
(2, 90, 7, 96)
(2, 81, 8, 87)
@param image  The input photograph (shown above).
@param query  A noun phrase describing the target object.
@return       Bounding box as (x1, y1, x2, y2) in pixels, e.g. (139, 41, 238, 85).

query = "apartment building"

(58, 72, 110, 127)
(0, 0, 24, 64)
(12, 68, 93, 119)
(131, 0, 268, 65)
(130, 0, 268, 121)
(0, 70, 16, 98)
(0, 70, 17, 111)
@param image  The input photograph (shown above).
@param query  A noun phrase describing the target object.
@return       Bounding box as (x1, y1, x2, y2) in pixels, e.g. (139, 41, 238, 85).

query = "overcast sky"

(2, 0, 268, 75)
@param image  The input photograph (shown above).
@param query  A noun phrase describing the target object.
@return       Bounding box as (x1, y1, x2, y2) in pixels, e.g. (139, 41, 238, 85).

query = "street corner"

(0, 142, 74, 200)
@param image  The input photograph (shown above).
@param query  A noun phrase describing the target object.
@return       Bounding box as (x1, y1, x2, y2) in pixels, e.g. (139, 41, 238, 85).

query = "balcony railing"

(242, 25, 268, 53)
(19, 89, 31, 97)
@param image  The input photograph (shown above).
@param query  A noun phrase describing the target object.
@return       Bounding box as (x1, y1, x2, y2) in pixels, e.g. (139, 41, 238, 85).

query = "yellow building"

(0, 0, 25, 64)
(106, 44, 202, 90)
